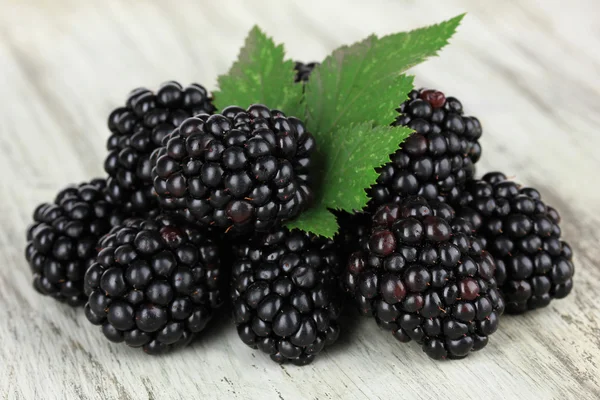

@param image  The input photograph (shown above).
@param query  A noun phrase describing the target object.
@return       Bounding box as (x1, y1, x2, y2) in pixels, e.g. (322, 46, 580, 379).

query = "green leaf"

(305, 14, 464, 134)
(214, 26, 302, 113)
(285, 207, 338, 238)
(213, 17, 465, 238)
(285, 122, 414, 238)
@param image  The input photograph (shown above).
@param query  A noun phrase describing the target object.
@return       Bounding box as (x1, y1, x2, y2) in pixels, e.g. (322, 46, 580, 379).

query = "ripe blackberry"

(369, 89, 482, 208)
(25, 179, 123, 306)
(105, 82, 215, 214)
(83, 215, 222, 354)
(452, 173, 575, 314)
(231, 228, 342, 365)
(151, 104, 315, 232)
(294, 62, 319, 83)
(344, 198, 505, 360)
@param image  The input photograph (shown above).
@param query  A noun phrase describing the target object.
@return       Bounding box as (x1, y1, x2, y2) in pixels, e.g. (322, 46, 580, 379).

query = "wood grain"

(1, 1, 599, 399)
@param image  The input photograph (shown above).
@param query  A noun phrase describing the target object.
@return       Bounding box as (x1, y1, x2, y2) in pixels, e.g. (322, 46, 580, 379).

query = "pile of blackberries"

(24, 64, 574, 364)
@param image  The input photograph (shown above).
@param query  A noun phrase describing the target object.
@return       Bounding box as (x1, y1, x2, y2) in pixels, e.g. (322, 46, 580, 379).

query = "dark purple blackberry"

(25, 179, 123, 306)
(369, 89, 482, 208)
(83, 215, 222, 354)
(231, 228, 342, 365)
(452, 173, 575, 314)
(151, 104, 315, 233)
(294, 62, 319, 83)
(343, 198, 505, 360)
(105, 82, 215, 214)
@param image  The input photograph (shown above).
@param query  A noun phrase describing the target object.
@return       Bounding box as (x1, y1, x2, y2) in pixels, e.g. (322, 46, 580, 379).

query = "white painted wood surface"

(1, 1, 599, 399)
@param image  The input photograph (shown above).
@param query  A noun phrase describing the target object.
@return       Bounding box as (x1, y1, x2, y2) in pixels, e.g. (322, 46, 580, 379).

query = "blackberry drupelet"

(369, 88, 483, 208)
(452, 172, 575, 314)
(294, 62, 319, 83)
(231, 228, 342, 365)
(25, 179, 122, 306)
(105, 82, 215, 214)
(83, 215, 222, 354)
(151, 104, 315, 232)
(344, 197, 505, 360)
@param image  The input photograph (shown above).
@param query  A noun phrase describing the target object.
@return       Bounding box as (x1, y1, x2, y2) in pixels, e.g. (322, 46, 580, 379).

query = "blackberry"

(452, 173, 575, 314)
(25, 179, 123, 306)
(369, 89, 482, 208)
(151, 104, 315, 232)
(231, 228, 342, 365)
(83, 215, 222, 354)
(105, 82, 215, 214)
(344, 198, 505, 360)
(294, 62, 319, 83)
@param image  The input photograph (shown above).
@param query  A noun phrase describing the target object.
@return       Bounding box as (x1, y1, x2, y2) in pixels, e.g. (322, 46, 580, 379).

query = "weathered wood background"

(1, 0, 599, 399)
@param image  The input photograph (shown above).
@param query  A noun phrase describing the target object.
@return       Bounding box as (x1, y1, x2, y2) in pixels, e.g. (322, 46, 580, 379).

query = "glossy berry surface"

(344, 198, 505, 360)
(294, 62, 319, 83)
(25, 179, 123, 306)
(105, 81, 215, 214)
(231, 228, 342, 365)
(83, 215, 222, 354)
(151, 104, 315, 232)
(452, 172, 575, 314)
(369, 89, 483, 208)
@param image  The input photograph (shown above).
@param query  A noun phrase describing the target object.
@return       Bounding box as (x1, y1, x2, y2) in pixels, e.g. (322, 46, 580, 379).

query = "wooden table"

(1, 1, 599, 399)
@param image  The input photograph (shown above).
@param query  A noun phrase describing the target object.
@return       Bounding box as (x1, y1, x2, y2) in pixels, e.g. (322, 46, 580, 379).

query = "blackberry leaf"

(305, 14, 464, 134)
(286, 122, 413, 238)
(214, 26, 302, 112)
(285, 207, 337, 239)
